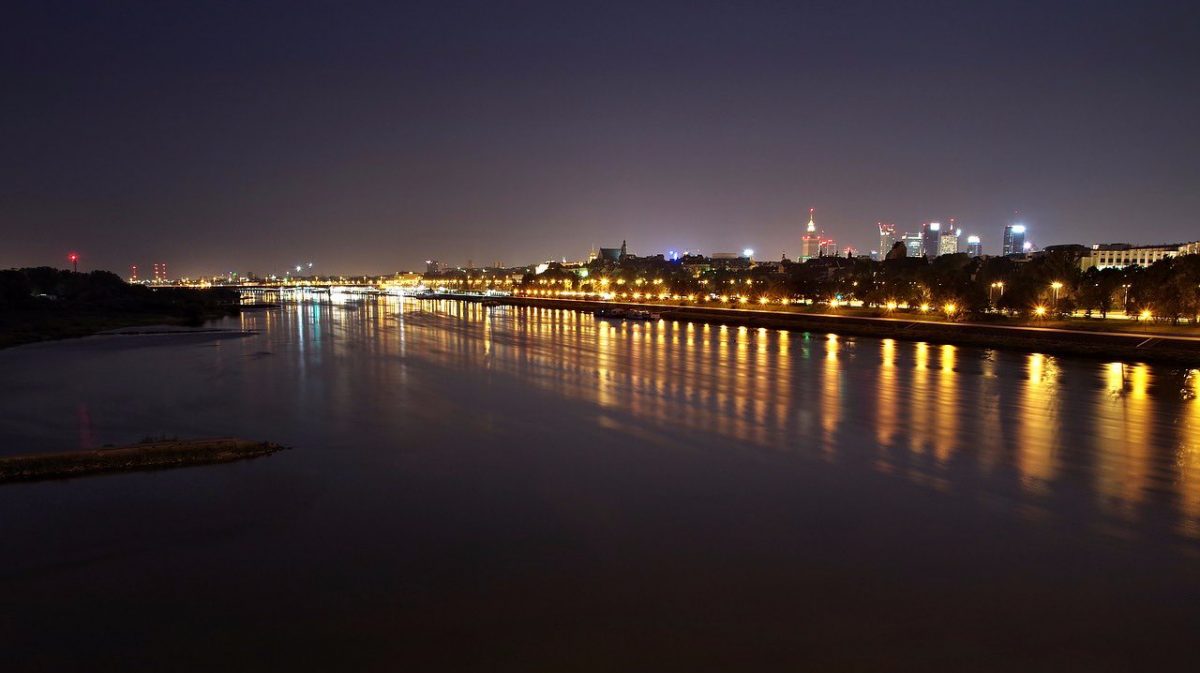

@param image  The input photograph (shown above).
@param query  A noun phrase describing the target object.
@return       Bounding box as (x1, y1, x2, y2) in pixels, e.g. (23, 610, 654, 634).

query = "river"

(2, 296, 1199, 671)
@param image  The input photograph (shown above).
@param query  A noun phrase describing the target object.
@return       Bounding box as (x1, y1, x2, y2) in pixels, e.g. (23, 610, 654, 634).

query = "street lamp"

(1050, 281, 1063, 312)
(989, 281, 1005, 307)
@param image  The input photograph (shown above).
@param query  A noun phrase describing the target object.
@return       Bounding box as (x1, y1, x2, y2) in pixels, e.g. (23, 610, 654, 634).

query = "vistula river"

(2, 296, 1199, 671)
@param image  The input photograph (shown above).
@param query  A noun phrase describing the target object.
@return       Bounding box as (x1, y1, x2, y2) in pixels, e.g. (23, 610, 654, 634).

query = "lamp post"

(989, 281, 1005, 307)
(1050, 281, 1063, 313)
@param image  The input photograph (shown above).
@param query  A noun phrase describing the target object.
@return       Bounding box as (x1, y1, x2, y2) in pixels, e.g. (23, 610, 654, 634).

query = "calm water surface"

(2, 297, 1200, 671)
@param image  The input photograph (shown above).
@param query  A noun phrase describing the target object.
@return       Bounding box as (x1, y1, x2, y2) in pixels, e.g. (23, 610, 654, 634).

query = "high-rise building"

(902, 233, 924, 258)
(819, 237, 838, 257)
(800, 209, 821, 261)
(922, 222, 941, 258)
(938, 227, 960, 256)
(877, 223, 896, 259)
(1002, 224, 1027, 256)
(966, 235, 983, 257)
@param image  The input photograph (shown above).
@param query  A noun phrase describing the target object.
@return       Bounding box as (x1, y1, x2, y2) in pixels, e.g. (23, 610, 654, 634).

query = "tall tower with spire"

(800, 208, 821, 261)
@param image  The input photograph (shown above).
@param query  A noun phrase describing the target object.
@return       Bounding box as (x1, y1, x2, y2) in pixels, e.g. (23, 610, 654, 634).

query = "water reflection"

(253, 298, 1200, 543)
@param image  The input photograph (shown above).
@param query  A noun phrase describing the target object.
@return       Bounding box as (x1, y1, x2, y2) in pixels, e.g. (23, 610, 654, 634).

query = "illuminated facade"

(902, 233, 923, 258)
(800, 209, 821, 261)
(922, 222, 941, 258)
(1003, 224, 1026, 256)
(938, 228, 960, 256)
(1079, 241, 1200, 271)
(878, 223, 896, 260)
(966, 235, 982, 257)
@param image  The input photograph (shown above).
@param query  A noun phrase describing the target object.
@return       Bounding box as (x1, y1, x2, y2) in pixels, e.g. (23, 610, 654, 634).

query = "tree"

(0, 270, 32, 307)
(1078, 267, 1125, 318)
(885, 241, 907, 260)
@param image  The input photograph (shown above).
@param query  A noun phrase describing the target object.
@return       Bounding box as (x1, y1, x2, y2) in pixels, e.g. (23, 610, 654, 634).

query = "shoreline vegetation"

(0, 438, 287, 484)
(0, 267, 242, 349)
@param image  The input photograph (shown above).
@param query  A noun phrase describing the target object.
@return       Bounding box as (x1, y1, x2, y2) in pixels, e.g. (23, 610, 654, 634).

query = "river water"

(2, 297, 1199, 671)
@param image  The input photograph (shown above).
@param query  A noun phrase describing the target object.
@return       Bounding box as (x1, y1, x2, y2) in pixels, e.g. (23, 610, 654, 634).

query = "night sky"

(3, 1, 1198, 277)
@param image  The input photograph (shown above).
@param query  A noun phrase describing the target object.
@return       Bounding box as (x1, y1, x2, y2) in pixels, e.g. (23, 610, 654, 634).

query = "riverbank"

(498, 296, 1200, 365)
(1, 267, 246, 349)
(0, 438, 286, 484)
(0, 306, 248, 349)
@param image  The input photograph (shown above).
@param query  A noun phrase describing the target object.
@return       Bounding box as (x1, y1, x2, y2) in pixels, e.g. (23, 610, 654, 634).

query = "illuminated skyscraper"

(966, 235, 983, 257)
(902, 233, 924, 257)
(922, 222, 941, 258)
(938, 227, 960, 256)
(800, 209, 821, 261)
(1003, 224, 1027, 256)
(877, 223, 896, 260)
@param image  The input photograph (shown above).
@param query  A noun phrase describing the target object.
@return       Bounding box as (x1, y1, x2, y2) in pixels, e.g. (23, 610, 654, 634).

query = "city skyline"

(46, 213, 1168, 278)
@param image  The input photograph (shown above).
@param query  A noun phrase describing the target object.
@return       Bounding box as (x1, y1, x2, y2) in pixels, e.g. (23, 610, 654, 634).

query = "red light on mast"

(68, 252, 79, 272)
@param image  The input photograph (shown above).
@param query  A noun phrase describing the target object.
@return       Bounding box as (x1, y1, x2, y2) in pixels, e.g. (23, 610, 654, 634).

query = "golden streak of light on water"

(257, 295, 1200, 542)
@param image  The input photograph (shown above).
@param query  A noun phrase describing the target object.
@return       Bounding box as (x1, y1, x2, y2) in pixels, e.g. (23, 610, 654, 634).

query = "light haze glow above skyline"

(2, 1, 1198, 276)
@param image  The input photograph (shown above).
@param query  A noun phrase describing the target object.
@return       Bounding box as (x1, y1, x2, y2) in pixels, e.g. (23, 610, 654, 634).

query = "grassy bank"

(0, 438, 286, 483)
(0, 306, 239, 349)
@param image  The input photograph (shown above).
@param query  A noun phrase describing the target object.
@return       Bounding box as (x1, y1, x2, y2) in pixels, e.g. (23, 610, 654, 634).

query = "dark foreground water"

(2, 298, 1200, 671)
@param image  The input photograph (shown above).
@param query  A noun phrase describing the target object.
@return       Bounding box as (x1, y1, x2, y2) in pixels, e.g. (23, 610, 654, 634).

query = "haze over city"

(4, 0, 1198, 277)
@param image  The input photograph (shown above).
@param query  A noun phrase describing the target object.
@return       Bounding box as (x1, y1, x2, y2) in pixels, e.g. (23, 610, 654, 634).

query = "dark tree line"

(515, 250, 1200, 324)
(0, 267, 239, 321)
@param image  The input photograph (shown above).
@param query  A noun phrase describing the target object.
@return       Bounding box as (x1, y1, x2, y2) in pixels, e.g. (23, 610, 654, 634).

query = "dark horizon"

(4, 0, 1198, 277)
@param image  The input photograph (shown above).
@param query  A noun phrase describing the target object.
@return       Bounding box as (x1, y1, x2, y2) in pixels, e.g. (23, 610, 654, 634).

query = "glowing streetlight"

(1034, 305, 1048, 317)
(1050, 280, 1063, 310)
(919, 303, 931, 313)
(944, 302, 957, 316)
(1140, 309, 1153, 321)
(885, 300, 898, 311)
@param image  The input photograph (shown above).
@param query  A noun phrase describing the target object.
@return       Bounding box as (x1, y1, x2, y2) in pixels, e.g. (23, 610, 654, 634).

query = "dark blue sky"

(3, 0, 1198, 276)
